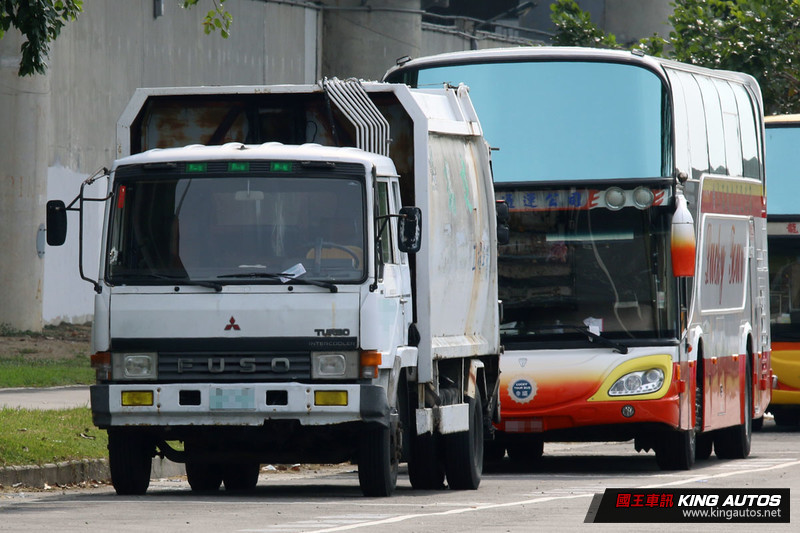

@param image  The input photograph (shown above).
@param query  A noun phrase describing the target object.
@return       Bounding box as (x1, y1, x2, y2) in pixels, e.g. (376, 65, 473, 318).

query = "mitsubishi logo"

(224, 317, 241, 331)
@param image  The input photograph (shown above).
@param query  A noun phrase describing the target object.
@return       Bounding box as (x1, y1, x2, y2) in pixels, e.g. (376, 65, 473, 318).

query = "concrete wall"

(321, 0, 422, 80)
(0, 32, 50, 332)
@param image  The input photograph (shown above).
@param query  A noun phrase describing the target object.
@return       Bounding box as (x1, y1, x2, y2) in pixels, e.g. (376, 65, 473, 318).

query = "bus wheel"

(108, 429, 153, 495)
(772, 410, 800, 427)
(444, 394, 483, 490)
(358, 421, 399, 497)
(186, 460, 223, 491)
(655, 428, 695, 470)
(714, 358, 752, 459)
(695, 433, 713, 460)
(222, 463, 260, 492)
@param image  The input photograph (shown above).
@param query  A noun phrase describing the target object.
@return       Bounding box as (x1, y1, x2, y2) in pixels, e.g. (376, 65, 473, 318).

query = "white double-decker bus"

(386, 47, 771, 469)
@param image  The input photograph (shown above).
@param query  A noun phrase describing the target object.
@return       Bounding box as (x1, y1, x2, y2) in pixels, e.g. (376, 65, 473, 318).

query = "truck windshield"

(106, 167, 366, 285)
(498, 186, 677, 346)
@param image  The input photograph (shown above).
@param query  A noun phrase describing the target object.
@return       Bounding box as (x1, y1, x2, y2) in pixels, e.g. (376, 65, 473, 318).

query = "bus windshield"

(766, 121, 800, 339)
(498, 185, 677, 345)
(766, 124, 800, 216)
(414, 61, 668, 182)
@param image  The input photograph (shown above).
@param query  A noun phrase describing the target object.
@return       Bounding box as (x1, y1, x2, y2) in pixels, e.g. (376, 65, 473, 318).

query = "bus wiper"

(535, 324, 629, 354)
(131, 273, 223, 292)
(217, 272, 338, 293)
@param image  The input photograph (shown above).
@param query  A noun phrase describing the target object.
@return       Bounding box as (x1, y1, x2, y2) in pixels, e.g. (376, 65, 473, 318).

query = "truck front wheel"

(357, 421, 399, 497)
(108, 429, 153, 495)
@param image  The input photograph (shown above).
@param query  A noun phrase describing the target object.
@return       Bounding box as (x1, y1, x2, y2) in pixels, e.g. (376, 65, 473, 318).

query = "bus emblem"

(509, 378, 537, 404)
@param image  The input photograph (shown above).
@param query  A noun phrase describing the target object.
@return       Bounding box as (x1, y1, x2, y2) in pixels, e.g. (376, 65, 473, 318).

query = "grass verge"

(0, 407, 107, 467)
(0, 355, 94, 388)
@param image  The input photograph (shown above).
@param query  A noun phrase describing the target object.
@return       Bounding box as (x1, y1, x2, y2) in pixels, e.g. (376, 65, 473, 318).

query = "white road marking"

(261, 458, 800, 533)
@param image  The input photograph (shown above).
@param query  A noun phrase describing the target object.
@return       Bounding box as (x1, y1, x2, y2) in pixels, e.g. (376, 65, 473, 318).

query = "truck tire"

(408, 433, 445, 490)
(108, 429, 153, 496)
(222, 463, 260, 492)
(506, 433, 543, 468)
(444, 395, 483, 490)
(358, 422, 399, 497)
(186, 461, 223, 491)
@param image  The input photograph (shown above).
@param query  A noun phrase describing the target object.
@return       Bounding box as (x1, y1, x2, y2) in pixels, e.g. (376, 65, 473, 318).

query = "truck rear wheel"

(222, 463, 260, 492)
(186, 461, 223, 491)
(358, 422, 399, 497)
(444, 394, 483, 490)
(408, 433, 445, 490)
(108, 429, 153, 495)
(506, 433, 544, 468)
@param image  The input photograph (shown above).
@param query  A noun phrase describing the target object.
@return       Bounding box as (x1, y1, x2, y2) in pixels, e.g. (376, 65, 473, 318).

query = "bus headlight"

(609, 368, 664, 396)
(112, 353, 158, 381)
(605, 187, 626, 210)
(311, 352, 358, 379)
(632, 186, 655, 209)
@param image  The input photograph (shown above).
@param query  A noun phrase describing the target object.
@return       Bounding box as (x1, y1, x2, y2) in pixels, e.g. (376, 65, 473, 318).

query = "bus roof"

(385, 46, 760, 94)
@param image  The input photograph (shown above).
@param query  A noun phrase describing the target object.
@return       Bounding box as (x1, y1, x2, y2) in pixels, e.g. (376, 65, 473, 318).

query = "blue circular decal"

(509, 378, 537, 404)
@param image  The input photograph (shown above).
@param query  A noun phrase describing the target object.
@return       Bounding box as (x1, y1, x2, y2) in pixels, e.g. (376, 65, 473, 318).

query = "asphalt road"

(1, 418, 797, 533)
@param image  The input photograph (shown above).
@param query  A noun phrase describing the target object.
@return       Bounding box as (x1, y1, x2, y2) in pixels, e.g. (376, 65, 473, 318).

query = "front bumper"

(90, 382, 389, 428)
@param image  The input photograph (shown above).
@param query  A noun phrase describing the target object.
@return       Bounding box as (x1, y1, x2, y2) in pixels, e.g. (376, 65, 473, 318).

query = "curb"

(0, 457, 185, 489)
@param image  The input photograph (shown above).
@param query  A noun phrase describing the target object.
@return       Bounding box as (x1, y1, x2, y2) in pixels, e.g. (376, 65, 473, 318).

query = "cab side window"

(376, 181, 395, 266)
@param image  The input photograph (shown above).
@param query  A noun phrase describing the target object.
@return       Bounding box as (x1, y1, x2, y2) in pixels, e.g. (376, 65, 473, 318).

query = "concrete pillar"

(321, 0, 422, 80)
(0, 32, 50, 332)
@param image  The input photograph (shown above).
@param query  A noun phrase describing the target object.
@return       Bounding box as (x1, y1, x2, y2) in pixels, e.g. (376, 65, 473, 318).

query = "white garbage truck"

(47, 80, 503, 496)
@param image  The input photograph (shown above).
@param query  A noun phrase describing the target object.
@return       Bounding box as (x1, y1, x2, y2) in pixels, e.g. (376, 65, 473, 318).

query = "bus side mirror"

(398, 206, 422, 254)
(46, 200, 67, 246)
(496, 200, 510, 245)
(671, 195, 696, 277)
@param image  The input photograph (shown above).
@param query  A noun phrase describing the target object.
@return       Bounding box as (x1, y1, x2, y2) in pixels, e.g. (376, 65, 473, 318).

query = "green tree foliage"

(549, 0, 619, 48)
(667, 0, 800, 114)
(182, 0, 231, 39)
(0, 0, 83, 76)
(550, 0, 800, 114)
(0, 0, 232, 77)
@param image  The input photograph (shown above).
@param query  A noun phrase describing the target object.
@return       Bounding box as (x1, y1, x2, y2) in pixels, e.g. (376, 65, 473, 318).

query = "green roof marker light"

(186, 162, 208, 173)
(228, 162, 250, 172)
(271, 161, 292, 172)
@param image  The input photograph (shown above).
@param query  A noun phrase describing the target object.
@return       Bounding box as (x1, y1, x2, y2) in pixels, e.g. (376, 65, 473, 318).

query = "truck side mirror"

(496, 200, 510, 245)
(398, 206, 422, 254)
(46, 200, 67, 246)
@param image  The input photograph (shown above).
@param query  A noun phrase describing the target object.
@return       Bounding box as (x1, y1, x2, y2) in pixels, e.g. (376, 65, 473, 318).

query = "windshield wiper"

(534, 324, 629, 354)
(217, 272, 338, 293)
(123, 273, 223, 292)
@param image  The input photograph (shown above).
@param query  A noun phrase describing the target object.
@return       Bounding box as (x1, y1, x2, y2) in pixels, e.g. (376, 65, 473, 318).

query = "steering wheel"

(306, 240, 361, 270)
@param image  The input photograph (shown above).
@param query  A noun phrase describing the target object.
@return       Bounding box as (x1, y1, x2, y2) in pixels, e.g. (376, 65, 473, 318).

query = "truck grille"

(157, 352, 311, 382)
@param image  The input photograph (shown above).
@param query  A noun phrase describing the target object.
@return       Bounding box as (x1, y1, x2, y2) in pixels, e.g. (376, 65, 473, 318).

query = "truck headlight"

(112, 353, 158, 381)
(311, 352, 358, 379)
(609, 368, 664, 396)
